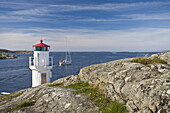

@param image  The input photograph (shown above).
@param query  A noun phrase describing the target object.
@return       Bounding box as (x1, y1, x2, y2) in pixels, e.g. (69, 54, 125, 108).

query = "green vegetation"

(47, 83, 64, 87)
(10, 100, 35, 111)
(131, 57, 167, 65)
(0, 92, 23, 101)
(0, 49, 12, 53)
(49, 81, 127, 113)
(102, 102, 127, 113)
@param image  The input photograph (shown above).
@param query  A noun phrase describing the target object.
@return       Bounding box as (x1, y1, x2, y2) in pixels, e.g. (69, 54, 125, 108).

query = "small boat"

(1, 92, 10, 95)
(59, 59, 72, 66)
(59, 52, 72, 66)
(59, 40, 72, 66)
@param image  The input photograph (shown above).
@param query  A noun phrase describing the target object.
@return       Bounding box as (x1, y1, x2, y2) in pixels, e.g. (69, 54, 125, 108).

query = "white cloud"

(10, 7, 49, 16)
(75, 13, 170, 22)
(1, 1, 170, 12)
(0, 15, 40, 22)
(0, 1, 170, 23)
(120, 13, 170, 20)
(1, 1, 170, 16)
(0, 28, 169, 51)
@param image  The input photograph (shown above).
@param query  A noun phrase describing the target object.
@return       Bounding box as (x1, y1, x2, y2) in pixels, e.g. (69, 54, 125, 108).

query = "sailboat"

(59, 39, 72, 66)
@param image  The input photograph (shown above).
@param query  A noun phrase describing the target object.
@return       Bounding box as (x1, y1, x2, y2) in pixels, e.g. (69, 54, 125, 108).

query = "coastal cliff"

(0, 52, 169, 113)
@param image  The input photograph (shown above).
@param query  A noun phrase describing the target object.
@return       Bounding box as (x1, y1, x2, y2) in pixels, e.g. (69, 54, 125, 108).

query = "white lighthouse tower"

(29, 40, 53, 87)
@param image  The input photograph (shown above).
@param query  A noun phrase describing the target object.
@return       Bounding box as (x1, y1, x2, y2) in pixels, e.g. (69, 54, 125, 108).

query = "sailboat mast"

(65, 38, 68, 61)
(68, 50, 71, 61)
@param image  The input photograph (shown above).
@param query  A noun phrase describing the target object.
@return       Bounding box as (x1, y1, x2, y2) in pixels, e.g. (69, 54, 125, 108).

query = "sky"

(0, 0, 170, 52)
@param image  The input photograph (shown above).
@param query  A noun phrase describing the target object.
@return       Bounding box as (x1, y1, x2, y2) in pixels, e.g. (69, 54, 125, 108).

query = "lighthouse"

(29, 40, 53, 87)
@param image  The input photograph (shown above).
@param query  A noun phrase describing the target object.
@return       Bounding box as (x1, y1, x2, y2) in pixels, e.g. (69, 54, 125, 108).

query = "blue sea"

(0, 52, 158, 93)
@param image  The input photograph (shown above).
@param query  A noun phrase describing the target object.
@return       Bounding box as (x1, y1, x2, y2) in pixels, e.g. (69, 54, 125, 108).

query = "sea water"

(0, 52, 158, 93)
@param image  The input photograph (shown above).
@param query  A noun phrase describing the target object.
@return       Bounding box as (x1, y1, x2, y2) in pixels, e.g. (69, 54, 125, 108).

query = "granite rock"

(58, 52, 170, 113)
(0, 86, 98, 113)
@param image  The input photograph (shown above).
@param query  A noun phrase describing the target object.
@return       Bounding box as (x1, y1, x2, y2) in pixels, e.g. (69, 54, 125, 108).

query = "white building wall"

(46, 70, 51, 83)
(32, 70, 51, 87)
(32, 70, 41, 87)
(33, 51, 49, 66)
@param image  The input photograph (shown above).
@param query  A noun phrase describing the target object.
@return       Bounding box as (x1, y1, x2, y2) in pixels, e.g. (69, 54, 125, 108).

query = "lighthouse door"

(41, 73, 47, 84)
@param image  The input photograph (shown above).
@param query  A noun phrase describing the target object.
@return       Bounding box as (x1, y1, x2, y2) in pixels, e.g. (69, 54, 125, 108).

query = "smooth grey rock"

(0, 86, 98, 113)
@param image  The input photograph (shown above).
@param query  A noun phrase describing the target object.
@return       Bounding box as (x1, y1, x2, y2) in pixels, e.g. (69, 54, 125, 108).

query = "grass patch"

(66, 81, 127, 113)
(48, 81, 127, 112)
(131, 57, 167, 65)
(48, 83, 63, 87)
(10, 100, 35, 111)
(0, 92, 23, 101)
(101, 102, 127, 113)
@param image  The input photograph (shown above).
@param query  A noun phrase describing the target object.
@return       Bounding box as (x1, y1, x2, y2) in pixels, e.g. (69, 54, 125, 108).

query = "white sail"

(59, 38, 72, 66)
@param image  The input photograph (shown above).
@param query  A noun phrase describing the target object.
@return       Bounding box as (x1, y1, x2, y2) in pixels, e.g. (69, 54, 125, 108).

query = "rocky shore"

(0, 52, 169, 113)
(0, 53, 18, 59)
(0, 49, 32, 59)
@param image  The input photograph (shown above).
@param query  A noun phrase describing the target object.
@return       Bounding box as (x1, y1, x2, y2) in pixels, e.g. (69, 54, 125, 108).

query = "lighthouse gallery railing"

(29, 56, 53, 67)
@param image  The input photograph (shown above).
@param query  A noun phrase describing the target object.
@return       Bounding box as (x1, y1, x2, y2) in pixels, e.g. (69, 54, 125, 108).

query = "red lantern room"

(33, 40, 50, 51)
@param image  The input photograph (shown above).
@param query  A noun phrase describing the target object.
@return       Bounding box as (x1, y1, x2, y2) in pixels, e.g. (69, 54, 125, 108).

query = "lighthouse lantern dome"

(33, 40, 50, 51)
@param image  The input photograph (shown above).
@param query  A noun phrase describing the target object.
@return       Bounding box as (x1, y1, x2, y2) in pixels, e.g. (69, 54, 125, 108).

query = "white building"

(29, 40, 53, 87)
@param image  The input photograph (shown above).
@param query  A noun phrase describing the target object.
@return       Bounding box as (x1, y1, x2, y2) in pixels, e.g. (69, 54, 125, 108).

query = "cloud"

(0, 15, 40, 22)
(0, 27, 169, 51)
(10, 7, 50, 16)
(0, 1, 170, 23)
(74, 13, 170, 22)
(0, 1, 169, 51)
(0, 1, 42, 9)
(1, 1, 170, 12)
(120, 13, 170, 20)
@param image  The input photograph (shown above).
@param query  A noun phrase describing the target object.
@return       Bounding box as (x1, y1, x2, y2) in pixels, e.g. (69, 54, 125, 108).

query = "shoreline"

(0, 53, 18, 59)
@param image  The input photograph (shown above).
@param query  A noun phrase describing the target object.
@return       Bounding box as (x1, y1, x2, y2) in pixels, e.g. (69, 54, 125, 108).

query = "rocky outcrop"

(54, 52, 170, 113)
(150, 52, 170, 65)
(0, 53, 18, 59)
(0, 86, 98, 113)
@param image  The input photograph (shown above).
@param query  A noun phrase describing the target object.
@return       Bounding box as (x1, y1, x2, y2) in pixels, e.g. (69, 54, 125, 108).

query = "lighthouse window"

(35, 47, 46, 51)
(39, 47, 42, 51)
(42, 47, 45, 51)
(36, 47, 40, 51)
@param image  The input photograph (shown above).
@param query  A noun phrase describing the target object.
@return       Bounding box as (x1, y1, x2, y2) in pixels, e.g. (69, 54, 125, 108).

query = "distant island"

(127, 51, 170, 52)
(0, 49, 33, 59)
(0, 53, 17, 59)
(0, 49, 33, 54)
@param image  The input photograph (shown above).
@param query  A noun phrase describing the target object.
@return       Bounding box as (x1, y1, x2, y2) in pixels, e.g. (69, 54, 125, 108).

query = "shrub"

(11, 100, 35, 111)
(48, 83, 63, 87)
(0, 92, 23, 102)
(131, 57, 166, 65)
(101, 102, 127, 113)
